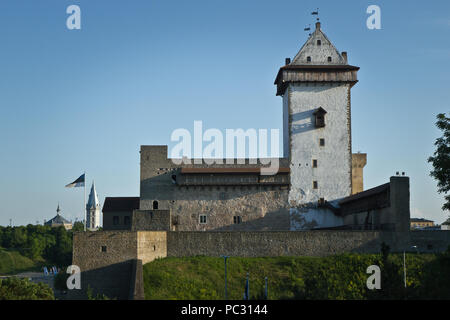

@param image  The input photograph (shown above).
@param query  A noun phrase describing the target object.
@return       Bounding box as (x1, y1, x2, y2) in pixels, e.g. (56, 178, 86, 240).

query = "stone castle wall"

(132, 210, 171, 231)
(166, 230, 403, 257)
(140, 145, 291, 231)
(71, 231, 166, 299)
(71, 229, 450, 299)
(139, 145, 371, 232)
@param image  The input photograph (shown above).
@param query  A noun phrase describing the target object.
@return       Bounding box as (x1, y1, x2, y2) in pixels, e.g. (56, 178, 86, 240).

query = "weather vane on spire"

(311, 8, 319, 21)
(305, 8, 319, 36)
(304, 23, 311, 36)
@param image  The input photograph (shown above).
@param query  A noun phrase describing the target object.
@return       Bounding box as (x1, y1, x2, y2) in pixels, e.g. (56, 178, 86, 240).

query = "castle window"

(153, 200, 159, 210)
(313, 107, 327, 128)
(312, 159, 318, 168)
(313, 181, 318, 189)
(319, 138, 325, 146)
(124, 216, 130, 225)
(234, 216, 242, 224)
(113, 216, 119, 225)
(101, 246, 107, 252)
(307, 56, 311, 62)
(199, 215, 207, 224)
(328, 56, 332, 62)
(317, 40, 321, 45)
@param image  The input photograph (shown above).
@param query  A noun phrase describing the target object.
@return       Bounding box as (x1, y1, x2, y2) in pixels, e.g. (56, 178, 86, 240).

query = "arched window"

(317, 40, 321, 45)
(307, 56, 311, 62)
(153, 200, 158, 210)
(327, 56, 332, 62)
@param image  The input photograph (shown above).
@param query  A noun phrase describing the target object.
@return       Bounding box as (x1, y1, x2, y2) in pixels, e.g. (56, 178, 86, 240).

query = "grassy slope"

(143, 254, 438, 300)
(0, 248, 43, 275)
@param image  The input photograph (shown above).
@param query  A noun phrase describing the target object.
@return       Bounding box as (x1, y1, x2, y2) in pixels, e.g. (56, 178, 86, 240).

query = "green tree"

(44, 227, 72, 266)
(72, 221, 85, 232)
(428, 113, 450, 211)
(11, 227, 27, 250)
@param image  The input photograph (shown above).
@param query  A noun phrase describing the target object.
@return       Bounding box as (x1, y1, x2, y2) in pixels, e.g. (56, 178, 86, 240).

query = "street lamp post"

(264, 277, 268, 300)
(222, 255, 229, 300)
(403, 250, 406, 288)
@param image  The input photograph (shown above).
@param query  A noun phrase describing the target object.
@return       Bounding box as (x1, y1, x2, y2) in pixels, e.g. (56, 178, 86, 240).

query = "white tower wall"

(286, 83, 352, 205)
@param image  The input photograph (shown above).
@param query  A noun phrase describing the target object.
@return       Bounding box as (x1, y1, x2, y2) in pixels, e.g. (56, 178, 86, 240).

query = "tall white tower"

(86, 182, 101, 230)
(275, 22, 359, 206)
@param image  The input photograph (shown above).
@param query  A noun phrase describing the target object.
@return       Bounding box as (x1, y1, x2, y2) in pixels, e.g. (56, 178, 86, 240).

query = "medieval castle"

(71, 22, 450, 299)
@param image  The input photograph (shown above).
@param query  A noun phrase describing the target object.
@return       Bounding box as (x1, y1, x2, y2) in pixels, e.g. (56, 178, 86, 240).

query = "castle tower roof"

(274, 22, 359, 96)
(291, 22, 347, 66)
(87, 182, 100, 209)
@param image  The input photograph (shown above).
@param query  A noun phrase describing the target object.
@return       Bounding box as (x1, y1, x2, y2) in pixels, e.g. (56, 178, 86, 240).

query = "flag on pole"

(65, 174, 85, 188)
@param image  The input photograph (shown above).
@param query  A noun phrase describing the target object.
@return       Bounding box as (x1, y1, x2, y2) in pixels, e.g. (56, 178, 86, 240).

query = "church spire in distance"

(87, 181, 100, 209)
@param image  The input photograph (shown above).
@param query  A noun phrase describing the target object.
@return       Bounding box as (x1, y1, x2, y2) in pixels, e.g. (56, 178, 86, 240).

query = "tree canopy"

(428, 113, 450, 211)
(0, 224, 73, 266)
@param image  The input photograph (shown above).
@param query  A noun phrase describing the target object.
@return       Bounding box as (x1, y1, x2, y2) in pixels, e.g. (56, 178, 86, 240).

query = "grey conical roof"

(45, 204, 71, 225)
(87, 181, 100, 209)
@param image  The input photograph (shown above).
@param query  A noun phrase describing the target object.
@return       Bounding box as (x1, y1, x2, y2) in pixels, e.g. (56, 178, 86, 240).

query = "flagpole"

(84, 171, 86, 232)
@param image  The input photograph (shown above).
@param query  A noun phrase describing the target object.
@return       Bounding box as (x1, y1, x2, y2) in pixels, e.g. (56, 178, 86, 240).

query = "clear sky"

(0, 0, 449, 226)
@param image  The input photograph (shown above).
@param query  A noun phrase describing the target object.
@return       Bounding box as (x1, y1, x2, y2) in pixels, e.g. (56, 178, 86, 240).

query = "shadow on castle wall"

(291, 110, 315, 135)
(65, 260, 143, 300)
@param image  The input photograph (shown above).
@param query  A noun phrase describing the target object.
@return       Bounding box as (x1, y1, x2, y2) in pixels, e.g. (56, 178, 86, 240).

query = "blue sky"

(0, 0, 449, 226)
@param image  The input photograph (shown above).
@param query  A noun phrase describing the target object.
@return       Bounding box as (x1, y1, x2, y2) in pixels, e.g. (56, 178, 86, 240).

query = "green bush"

(143, 252, 450, 300)
(0, 277, 54, 300)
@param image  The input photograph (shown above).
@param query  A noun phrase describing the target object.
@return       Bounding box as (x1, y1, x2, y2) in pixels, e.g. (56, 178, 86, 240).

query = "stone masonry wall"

(71, 231, 138, 299)
(410, 231, 450, 253)
(166, 231, 403, 257)
(140, 145, 291, 231)
(71, 231, 165, 299)
(71, 229, 450, 299)
(137, 231, 167, 265)
(73, 231, 138, 270)
(132, 210, 171, 231)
